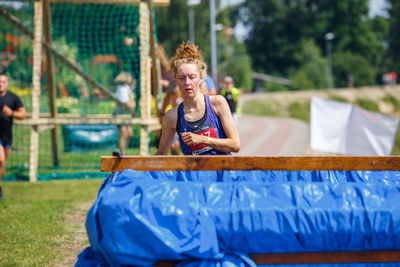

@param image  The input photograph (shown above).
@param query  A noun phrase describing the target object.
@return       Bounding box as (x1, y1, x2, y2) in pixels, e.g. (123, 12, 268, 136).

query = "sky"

(369, 0, 389, 17)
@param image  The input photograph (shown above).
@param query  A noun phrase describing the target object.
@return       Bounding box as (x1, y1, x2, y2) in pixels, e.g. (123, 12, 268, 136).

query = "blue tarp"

(76, 170, 400, 267)
(63, 125, 119, 152)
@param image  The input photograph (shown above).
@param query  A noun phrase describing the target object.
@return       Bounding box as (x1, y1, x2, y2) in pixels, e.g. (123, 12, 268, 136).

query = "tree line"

(156, 0, 399, 91)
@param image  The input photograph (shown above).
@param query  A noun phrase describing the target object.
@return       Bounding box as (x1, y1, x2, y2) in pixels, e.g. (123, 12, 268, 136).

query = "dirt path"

(54, 201, 93, 266)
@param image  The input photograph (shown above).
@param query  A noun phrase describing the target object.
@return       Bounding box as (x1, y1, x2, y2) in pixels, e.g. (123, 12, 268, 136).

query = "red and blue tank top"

(176, 95, 230, 155)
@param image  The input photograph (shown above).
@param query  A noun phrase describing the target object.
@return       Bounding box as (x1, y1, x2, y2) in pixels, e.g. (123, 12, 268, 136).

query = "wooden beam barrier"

(16, 113, 154, 119)
(15, 117, 160, 126)
(29, 0, 43, 182)
(100, 155, 400, 172)
(7, 0, 170, 6)
(48, 0, 171, 6)
(156, 250, 400, 266)
(43, 0, 60, 167)
(138, 2, 151, 156)
(249, 251, 400, 265)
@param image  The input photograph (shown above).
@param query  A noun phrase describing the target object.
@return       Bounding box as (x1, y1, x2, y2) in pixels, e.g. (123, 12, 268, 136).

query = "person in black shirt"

(0, 73, 26, 199)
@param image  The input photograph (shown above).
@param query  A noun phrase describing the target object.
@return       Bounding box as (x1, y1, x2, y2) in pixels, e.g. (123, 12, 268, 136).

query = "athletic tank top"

(176, 95, 230, 155)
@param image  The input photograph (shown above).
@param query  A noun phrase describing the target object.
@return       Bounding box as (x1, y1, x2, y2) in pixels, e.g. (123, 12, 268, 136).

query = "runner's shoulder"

(164, 106, 178, 125)
(209, 95, 226, 106)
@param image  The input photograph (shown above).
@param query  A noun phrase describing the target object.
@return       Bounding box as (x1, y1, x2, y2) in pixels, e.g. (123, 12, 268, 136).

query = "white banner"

(310, 97, 399, 156)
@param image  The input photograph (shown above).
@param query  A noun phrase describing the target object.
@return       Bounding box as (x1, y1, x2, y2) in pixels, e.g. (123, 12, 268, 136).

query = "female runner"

(156, 42, 240, 155)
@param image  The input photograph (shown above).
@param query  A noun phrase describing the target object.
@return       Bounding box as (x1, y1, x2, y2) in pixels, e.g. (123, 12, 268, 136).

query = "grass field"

(0, 178, 103, 266)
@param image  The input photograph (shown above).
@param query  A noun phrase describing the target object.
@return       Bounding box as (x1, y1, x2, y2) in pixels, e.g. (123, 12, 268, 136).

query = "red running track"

(233, 114, 309, 156)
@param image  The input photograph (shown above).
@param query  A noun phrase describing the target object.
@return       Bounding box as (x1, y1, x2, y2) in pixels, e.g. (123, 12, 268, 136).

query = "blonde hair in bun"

(170, 42, 207, 81)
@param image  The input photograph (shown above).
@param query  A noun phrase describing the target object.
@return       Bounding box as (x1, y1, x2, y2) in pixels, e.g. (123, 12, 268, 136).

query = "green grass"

(391, 125, 400, 156)
(0, 179, 102, 266)
(383, 94, 400, 112)
(355, 98, 380, 112)
(243, 99, 310, 123)
(288, 101, 310, 123)
(327, 94, 349, 103)
(242, 99, 284, 117)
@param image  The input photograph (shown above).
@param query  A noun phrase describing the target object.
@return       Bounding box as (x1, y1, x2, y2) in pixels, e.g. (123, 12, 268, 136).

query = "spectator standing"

(347, 74, 354, 88)
(390, 72, 397, 85)
(383, 72, 391, 86)
(203, 71, 217, 95)
(113, 72, 135, 155)
(221, 76, 240, 125)
(0, 73, 26, 199)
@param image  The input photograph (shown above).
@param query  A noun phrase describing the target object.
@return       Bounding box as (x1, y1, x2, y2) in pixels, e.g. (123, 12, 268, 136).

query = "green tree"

(216, 6, 253, 90)
(235, 0, 312, 76)
(369, 15, 389, 82)
(235, 0, 385, 87)
(155, 0, 211, 61)
(288, 39, 327, 90)
(332, 51, 375, 87)
(314, 0, 383, 65)
(387, 0, 400, 75)
(314, 0, 385, 85)
(220, 52, 253, 91)
(156, 1, 253, 89)
(370, 15, 390, 43)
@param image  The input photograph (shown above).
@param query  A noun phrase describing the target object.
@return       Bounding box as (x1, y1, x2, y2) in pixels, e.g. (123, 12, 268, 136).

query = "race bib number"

(189, 124, 217, 155)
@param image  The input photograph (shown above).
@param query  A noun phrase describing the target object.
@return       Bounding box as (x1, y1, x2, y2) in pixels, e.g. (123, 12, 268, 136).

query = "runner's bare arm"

(155, 107, 178, 155)
(180, 95, 240, 153)
(2, 106, 26, 120)
(15, 107, 26, 120)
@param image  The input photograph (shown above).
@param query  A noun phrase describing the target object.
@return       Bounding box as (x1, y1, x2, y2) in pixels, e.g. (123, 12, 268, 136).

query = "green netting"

(0, 1, 159, 181)
(49, 3, 142, 114)
(0, 3, 34, 89)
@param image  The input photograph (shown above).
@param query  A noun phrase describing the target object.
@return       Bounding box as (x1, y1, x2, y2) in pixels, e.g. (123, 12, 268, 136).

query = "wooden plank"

(29, 1, 43, 182)
(100, 155, 400, 172)
(48, 0, 170, 6)
(249, 251, 400, 264)
(252, 72, 292, 86)
(43, 0, 60, 167)
(148, 0, 161, 117)
(17, 113, 151, 119)
(155, 250, 400, 266)
(139, 2, 151, 156)
(15, 117, 160, 126)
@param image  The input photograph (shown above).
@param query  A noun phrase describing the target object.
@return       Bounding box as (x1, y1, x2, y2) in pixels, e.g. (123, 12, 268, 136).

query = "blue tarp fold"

(76, 170, 400, 267)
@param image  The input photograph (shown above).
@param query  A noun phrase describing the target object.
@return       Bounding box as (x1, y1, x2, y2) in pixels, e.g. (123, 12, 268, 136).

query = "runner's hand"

(180, 132, 203, 145)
